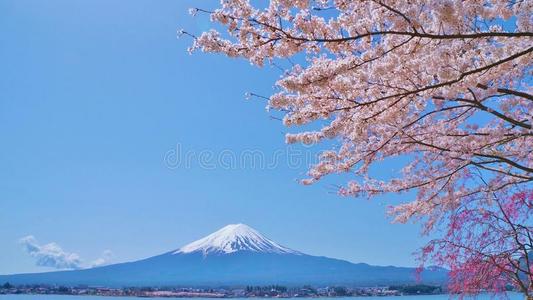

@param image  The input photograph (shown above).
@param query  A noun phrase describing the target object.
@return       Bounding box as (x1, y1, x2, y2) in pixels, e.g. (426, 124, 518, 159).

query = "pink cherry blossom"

(185, 0, 533, 295)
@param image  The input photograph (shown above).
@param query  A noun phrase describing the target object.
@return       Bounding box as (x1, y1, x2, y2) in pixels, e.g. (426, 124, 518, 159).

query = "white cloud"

(19, 236, 82, 270)
(90, 249, 113, 267)
(19, 236, 113, 270)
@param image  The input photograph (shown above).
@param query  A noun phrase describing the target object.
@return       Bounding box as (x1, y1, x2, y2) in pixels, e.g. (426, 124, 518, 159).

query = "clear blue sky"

(0, 0, 426, 275)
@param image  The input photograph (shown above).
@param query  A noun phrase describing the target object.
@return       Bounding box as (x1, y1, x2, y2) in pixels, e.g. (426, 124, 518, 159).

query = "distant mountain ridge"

(0, 224, 447, 287)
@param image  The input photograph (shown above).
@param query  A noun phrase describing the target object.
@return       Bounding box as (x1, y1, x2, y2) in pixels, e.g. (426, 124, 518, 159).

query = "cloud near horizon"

(19, 236, 112, 270)
(90, 249, 114, 268)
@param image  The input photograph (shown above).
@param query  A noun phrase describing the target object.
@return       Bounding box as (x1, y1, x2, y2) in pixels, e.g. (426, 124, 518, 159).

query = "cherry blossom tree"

(419, 188, 532, 295)
(183, 0, 533, 295)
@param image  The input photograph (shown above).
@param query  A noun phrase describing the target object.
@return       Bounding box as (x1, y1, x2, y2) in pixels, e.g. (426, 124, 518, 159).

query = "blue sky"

(0, 0, 426, 274)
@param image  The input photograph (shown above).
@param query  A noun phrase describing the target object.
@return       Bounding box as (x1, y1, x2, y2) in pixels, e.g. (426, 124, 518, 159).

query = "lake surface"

(0, 294, 525, 300)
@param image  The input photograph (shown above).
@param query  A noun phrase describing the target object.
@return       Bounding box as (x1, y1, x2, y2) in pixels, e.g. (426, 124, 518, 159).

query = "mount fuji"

(176, 224, 300, 255)
(1, 224, 447, 287)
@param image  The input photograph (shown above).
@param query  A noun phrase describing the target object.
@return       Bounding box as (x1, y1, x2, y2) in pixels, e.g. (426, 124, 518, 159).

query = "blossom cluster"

(187, 0, 532, 293)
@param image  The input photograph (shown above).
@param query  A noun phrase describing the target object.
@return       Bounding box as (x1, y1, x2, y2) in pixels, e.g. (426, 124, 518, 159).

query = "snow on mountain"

(175, 223, 300, 255)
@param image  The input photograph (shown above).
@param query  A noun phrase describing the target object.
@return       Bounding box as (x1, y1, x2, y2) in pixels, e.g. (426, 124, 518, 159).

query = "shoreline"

(0, 284, 445, 298)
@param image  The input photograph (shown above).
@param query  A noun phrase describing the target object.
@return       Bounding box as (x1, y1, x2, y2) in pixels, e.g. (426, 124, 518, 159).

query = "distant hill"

(0, 224, 447, 287)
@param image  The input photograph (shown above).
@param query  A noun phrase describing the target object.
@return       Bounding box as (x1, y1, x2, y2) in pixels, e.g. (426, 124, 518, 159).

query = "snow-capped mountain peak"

(174, 224, 299, 255)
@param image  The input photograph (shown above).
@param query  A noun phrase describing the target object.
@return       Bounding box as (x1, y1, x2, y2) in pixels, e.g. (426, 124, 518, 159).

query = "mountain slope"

(0, 224, 447, 287)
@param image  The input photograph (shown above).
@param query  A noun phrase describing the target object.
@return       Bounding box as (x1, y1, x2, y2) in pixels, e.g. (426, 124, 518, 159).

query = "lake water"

(0, 294, 525, 300)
